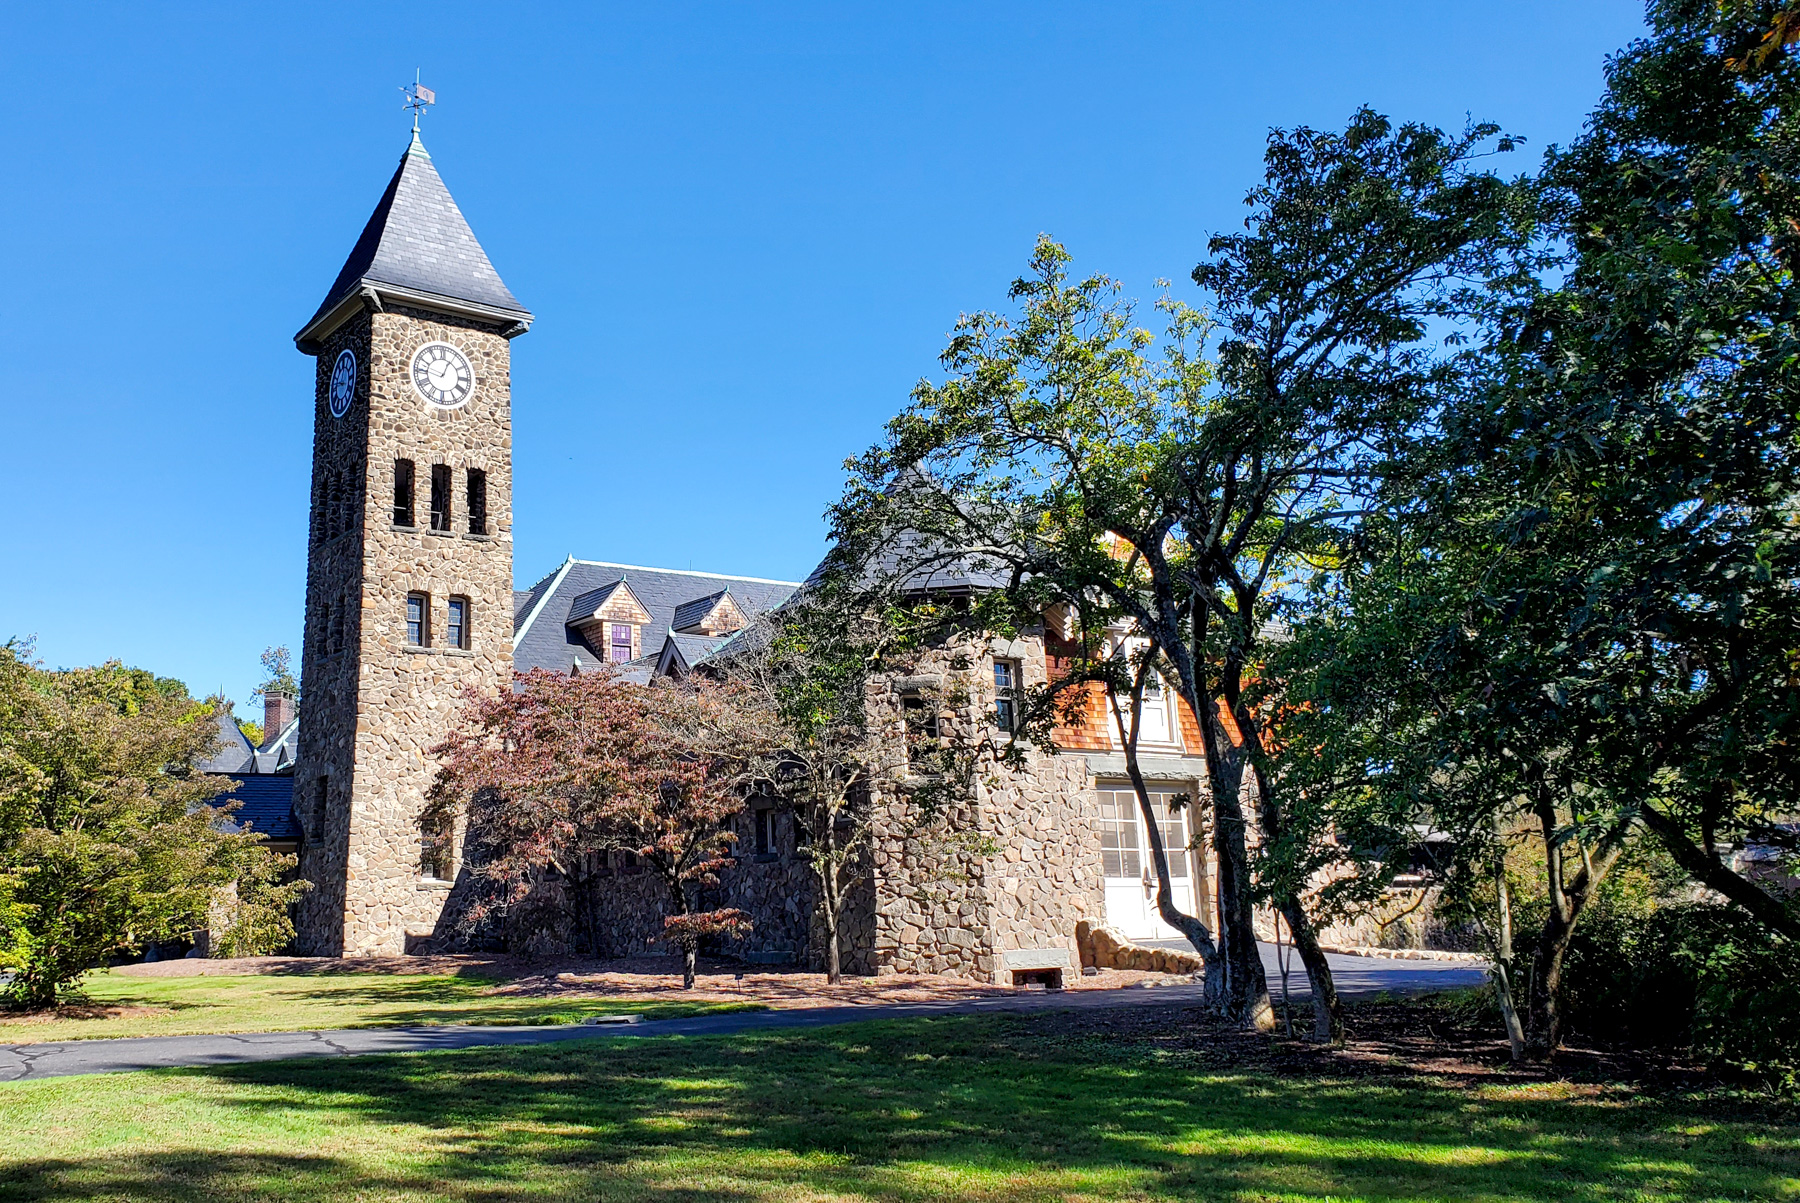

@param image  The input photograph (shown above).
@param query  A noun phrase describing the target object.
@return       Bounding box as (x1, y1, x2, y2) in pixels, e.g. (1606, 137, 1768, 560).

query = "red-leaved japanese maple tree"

(427, 668, 751, 988)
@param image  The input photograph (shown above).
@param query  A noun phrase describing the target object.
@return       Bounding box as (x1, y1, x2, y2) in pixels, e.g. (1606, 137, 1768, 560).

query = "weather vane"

(401, 69, 435, 133)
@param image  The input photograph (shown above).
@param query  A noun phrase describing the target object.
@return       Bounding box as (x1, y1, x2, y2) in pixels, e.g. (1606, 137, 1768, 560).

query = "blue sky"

(0, 2, 1646, 708)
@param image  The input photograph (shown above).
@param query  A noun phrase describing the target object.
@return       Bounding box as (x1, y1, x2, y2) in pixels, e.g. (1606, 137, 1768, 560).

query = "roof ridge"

(566, 558, 802, 587)
(512, 555, 577, 648)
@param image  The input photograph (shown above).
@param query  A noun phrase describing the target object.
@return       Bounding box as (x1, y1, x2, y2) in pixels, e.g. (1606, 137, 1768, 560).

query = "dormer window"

(671, 589, 748, 637)
(566, 579, 651, 665)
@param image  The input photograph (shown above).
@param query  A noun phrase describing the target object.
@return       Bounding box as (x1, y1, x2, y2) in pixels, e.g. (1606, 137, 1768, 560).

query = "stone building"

(283, 129, 1231, 975)
(290, 129, 528, 956)
(505, 552, 1221, 985)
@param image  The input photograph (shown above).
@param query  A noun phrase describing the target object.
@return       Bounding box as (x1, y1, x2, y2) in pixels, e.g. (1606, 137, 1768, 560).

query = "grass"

(3, 1011, 1797, 1201)
(0, 969, 761, 1043)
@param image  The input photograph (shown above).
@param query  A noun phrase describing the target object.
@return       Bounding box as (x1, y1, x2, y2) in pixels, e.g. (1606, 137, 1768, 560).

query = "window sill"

(402, 645, 438, 655)
(444, 648, 476, 658)
(390, 523, 419, 533)
(460, 532, 493, 542)
(752, 853, 780, 864)
(417, 878, 453, 891)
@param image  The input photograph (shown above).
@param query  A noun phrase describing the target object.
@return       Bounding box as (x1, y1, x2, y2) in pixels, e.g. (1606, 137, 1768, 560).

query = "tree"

(831, 107, 1535, 1031)
(0, 644, 300, 1009)
(208, 843, 311, 958)
(719, 579, 980, 983)
(428, 669, 752, 989)
(1277, 0, 1800, 1058)
(251, 645, 298, 703)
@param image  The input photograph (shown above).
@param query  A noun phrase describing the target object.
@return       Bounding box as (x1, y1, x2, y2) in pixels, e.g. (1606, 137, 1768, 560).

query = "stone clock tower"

(292, 129, 530, 956)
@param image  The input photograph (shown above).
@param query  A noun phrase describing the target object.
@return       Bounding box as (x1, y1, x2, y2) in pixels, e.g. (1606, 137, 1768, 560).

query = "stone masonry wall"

(296, 303, 517, 956)
(856, 630, 1106, 983)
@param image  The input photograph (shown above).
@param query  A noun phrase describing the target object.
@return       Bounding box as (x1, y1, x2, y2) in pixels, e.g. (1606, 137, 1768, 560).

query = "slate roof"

(654, 633, 732, 678)
(514, 558, 799, 676)
(567, 580, 641, 623)
(197, 708, 255, 774)
(298, 131, 530, 345)
(671, 589, 731, 633)
(214, 774, 299, 843)
(252, 717, 299, 774)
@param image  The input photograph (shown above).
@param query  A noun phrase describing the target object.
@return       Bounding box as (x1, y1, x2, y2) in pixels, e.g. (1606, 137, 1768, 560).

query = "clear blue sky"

(0, 2, 1646, 709)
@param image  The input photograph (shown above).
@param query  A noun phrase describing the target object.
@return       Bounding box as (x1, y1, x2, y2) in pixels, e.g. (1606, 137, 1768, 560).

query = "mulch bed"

(109, 952, 1178, 1009)
(1013, 994, 1736, 1099)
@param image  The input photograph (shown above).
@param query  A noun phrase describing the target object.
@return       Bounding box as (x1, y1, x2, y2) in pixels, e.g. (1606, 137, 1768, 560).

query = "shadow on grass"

(6, 1013, 1798, 1202)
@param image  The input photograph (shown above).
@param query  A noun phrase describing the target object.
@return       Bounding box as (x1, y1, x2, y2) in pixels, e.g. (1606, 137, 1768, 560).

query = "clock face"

(409, 342, 475, 408)
(328, 349, 357, 418)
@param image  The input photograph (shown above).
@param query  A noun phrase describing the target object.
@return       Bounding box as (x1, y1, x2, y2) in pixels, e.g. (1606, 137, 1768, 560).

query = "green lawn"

(3, 1012, 1795, 1202)
(0, 969, 760, 1043)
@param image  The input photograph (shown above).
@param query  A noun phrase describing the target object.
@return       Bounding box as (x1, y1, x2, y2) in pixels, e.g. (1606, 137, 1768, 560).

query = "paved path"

(0, 945, 1487, 1082)
(1142, 940, 1487, 1000)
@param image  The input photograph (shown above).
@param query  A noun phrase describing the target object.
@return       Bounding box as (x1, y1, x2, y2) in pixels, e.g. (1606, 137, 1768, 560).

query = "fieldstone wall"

(296, 304, 518, 956)
(858, 630, 1106, 983)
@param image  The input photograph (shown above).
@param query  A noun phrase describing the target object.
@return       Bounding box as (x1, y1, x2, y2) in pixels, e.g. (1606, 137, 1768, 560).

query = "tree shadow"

(9, 1012, 1795, 1202)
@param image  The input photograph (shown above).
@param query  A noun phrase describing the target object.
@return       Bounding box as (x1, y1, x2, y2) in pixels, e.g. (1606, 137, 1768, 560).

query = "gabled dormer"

(567, 579, 652, 664)
(671, 589, 748, 637)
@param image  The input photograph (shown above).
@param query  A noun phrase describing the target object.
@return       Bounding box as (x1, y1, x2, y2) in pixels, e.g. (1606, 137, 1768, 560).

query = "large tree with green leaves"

(1277, 0, 1800, 1058)
(830, 108, 1536, 1031)
(0, 644, 300, 1009)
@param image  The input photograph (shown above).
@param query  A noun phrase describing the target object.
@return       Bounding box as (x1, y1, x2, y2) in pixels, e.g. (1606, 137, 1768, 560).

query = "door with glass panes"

(1096, 783, 1203, 941)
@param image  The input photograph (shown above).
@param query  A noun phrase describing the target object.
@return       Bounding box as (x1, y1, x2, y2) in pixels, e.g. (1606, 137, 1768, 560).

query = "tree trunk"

(1121, 744, 1221, 990)
(822, 849, 843, 984)
(1250, 758, 1340, 1042)
(682, 942, 697, 990)
(1107, 675, 1221, 1000)
(1280, 900, 1341, 1042)
(1491, 867, 1526, 1063)
(1521, 788, 1626, 1060)
(1640, 803, 1800, 940)
(1164, 599, 1272, 1028)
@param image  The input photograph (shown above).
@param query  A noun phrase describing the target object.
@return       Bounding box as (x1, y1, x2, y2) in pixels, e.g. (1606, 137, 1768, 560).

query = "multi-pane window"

(318, 602, 333, 656)
(1097, 790, 1142, 879)
(330, 594, 345, 654)
(407, 592, 430, 647)
(993, 659, 1019, 732)
(467, 469, 488, 535)
(754, 809, 775, 856)
(429, 464, 452, 532)
(1096, 786, 1192, 880)
(610, 623, 633, 663)
(903, 696, 940, 769)
(420, 816, 453, 881)
(446, 597, 470, 650)
(393, 459, 415, 526)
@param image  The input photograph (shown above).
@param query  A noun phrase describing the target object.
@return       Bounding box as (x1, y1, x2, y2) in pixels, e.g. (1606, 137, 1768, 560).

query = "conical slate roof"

(297, 131, 530, 346)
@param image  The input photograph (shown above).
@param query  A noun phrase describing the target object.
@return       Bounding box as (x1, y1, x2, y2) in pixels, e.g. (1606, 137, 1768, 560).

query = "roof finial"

(401, 70, 435, 136)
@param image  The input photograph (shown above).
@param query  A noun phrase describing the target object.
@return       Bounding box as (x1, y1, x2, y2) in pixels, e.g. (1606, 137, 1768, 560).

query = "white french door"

(1097, 783, 1200, 941)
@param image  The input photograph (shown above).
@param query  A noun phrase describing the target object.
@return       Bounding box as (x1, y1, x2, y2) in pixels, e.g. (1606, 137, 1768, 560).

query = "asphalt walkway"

(0, 944, 1487, 1082)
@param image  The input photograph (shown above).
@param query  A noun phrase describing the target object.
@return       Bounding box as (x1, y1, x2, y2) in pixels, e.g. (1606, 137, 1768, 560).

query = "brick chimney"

(262, 691, 295, 750)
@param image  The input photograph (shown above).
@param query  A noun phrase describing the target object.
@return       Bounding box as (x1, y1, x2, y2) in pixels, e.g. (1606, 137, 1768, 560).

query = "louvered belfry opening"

(429, 464, 452, 531)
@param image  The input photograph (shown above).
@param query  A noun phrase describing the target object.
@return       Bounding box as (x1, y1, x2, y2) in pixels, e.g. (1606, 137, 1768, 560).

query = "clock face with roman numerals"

(328, 349, 357, 418)
(409, 342, 475, 408)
